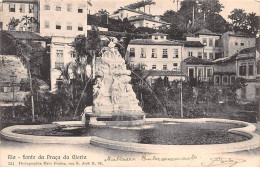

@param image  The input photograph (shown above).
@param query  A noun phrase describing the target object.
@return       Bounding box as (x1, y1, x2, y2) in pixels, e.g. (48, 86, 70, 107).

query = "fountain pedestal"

(84, 41, 145, 126)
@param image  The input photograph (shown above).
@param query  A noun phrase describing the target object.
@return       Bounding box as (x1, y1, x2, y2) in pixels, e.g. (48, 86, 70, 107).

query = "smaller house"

(181, 41, 205, 60)
(236, 47, 258, 102)
(182, 57, 214, 83)
(128, 15, 170, 29)
(111, 7, 170, 29)
(213, 55, 236, 85)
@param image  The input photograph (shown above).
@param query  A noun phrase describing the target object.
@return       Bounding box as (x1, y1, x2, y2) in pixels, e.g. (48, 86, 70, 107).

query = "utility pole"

(192, 6, 195, 25)
(179, 45, 184, 118)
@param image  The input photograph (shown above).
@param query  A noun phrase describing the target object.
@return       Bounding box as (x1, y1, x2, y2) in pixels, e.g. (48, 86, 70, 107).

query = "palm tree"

(12, 40, 44, 122)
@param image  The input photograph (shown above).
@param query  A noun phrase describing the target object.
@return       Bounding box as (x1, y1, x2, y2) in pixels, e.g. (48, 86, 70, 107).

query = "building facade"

(186, 29, 222, 61)
(213, 56, 236, 85)
(39, 0, 88, 91)
(39, 0, 88, 37)
(126, 33, 183, 71)
(221, 31, 256, 58)
(181, 57, 214, 83)
(236, 47, 258, 102)
(111, 7, 170, 29)
(0, 0, 39, 31)
(110, 8, 143, 20)
(181, 41, 205, 60)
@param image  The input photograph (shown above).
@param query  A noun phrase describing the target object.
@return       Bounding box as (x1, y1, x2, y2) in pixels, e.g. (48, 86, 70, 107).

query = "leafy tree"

(247, 12, 258, 36)
(228, 9, 248, 32)
(199, 0, 223, 15)
(205, 13, 229, 33)
(125, 0, 156, 13)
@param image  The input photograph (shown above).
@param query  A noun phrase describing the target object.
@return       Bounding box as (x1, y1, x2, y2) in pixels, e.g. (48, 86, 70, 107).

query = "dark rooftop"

(213, 47, 256, 63)
(2, 31, 46, 41)
(228, 32, 255, 38)
(129, 15, 170, 25)
(195, 29, 221, 36)
(129, 39, 183, 46)
(184, 57, 213, 65)
(179, 41, 204, 47)
(113, 7, 148, 15)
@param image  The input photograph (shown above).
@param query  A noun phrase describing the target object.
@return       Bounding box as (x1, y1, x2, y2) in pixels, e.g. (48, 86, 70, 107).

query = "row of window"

(152, 63, 179, 70)
(188, 52, 215, 60)
(56, 50, 75, 59)
(188, 67, 213, 78)
(129, 63, 179, 70)
(151, 63, 179, 70)
(9, 4, 34, 13)
(202, 38, 216, 47)
(44, 4, 83, 13)
(130, 48, 179, 58)
(130, 48, 216, 60)
(239, 64, 254, 76)
(44, 21, 84, 31)
(214, 75, 236, 85)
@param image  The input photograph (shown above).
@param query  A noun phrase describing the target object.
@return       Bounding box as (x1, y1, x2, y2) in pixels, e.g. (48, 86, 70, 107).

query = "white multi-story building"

(186, 29, 222, 60)
(39, 0, 88, 37)
(126, 33, 183, 71)
(0, 0, 39, 31)
(111, 7, 170, 29)
(0, 0, 89, 91)
(39, 0, 88, 91)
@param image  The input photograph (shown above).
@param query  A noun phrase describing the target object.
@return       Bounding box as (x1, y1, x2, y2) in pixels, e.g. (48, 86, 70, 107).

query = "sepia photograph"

(0, 0, 259, 167)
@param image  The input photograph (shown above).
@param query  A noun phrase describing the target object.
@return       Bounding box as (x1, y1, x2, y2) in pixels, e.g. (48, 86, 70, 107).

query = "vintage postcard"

(0, 0, 260, 167)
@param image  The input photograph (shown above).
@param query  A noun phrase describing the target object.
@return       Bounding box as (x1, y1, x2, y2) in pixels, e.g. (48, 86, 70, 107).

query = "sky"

(90, 0, 260, 22)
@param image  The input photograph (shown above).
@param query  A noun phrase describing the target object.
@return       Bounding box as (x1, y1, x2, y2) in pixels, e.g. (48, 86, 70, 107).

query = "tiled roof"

(236, 47, 256, 60)
(213, 56, 235, 63)
(178, 41, 204, 47)
(88, 30, 150, 39)
(213, 47, 256, 63)
(142, 70, 185, 79)
(129, 15, 170, 25)
(129, 39, 183, 46)
(195, 29, 221, 36)
(3, 31, 45, 41)
(238, 47, 255, 54)
(114, 7, 148, 15)
(184, 57, 213, 65)
(228, 32, 255, 38)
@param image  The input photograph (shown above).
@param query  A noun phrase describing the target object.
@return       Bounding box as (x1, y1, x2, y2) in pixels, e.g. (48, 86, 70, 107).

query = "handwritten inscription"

(141, 154, 197, 161)
(104, 156, 136, 161)
(201, 157, 246, 167)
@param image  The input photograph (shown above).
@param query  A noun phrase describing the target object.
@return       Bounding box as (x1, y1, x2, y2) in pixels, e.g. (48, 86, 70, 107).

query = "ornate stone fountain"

(84, 39, 145, 126)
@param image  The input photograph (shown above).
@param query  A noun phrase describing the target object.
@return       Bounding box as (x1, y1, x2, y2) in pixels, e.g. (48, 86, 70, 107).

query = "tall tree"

(228, 8, 248, 32)
(12, 40, 45, 122)
(247, 12, 258, 36)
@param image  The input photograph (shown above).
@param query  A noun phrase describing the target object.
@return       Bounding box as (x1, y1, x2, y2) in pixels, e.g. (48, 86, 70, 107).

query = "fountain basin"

(1, 118, 259, 154)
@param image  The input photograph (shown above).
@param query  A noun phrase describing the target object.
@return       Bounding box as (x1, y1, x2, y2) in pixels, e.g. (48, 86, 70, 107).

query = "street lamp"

(10, 72, 17, 118)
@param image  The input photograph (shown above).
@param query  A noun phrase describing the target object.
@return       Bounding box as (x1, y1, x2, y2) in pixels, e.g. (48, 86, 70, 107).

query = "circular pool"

(1, 118, 259, 154)
(14, 122, 249, 145)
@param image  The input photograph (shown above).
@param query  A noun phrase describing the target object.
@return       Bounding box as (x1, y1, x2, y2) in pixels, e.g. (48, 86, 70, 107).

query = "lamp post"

(10, 72, 17, 118)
